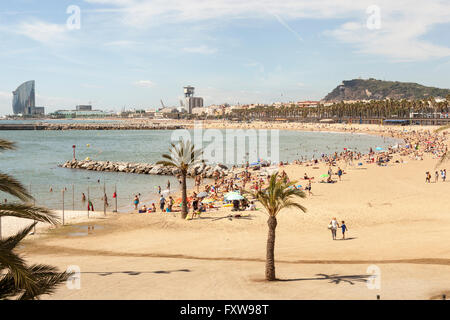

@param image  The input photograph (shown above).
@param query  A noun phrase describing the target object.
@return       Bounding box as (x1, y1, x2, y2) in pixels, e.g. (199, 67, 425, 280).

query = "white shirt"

(331, 219, 338, 229)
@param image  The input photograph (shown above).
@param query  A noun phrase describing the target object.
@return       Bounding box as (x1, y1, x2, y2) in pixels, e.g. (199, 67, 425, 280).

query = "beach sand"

(12, 122, 450, 300)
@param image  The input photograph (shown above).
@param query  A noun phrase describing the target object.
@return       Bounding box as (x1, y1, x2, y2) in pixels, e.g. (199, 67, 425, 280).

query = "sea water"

(0, 129, 401, 212)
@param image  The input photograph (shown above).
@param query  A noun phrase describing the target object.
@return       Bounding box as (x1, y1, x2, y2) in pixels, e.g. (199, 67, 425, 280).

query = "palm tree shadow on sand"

(277, 273, 369, 285)
(83, 269, 191, 277)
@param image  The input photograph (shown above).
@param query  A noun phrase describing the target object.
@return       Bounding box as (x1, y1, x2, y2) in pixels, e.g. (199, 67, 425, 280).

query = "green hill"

(324, 79, 450, 101)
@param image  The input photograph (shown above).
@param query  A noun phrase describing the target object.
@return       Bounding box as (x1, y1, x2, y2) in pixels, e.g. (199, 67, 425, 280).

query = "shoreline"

(9, 121, 450, 299)
(2, 122, 437, 237)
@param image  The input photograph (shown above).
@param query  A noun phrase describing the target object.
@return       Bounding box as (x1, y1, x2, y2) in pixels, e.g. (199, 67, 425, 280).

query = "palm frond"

(0, 140, 15, 152)
(157, 138, 204, 173)
(435, 151, 450, 168)
(18, 264, 72, 300)
(0, 272, 19, 299)
(156, 160, 177, 168)
(0, 203, 59, 225)
(435, 124, 450, 133)
(0, 172, 32, 202)
(253, 173, 307, 217)
(0, 245, 38, 298)
(0, 222, 37, 252)
(0, 138, 67, 300)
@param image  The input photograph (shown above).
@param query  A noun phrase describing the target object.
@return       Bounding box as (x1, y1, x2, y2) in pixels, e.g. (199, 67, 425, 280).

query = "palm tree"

(0, 139, 70, 300)
(252, 173, 307, 281)
(157, 138, 203, 219)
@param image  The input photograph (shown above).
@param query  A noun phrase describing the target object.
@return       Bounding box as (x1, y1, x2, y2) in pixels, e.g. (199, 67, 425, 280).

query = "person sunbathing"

(246, 201, 256, 211)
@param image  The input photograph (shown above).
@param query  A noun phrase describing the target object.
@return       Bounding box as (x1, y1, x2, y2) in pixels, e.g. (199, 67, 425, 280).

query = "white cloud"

(133, 80, 155, 88)
(182, 45, 217, 54)
(83, 0, 450, 61)
(328, 3, 450, 61)
(15, 20, 69, 44)
(104, 40, 143, 47)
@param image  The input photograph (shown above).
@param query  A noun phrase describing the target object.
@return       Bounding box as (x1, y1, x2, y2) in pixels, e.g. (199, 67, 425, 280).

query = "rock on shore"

(59, 159, 230, 178)
(44, 123, 186, 130)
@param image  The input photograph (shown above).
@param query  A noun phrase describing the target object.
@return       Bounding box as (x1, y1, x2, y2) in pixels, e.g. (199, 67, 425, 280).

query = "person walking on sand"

(306, 179, 312, 196)
(341, 221, 348, 239)
(337, 167, 343, 181)
(329, 217, 339, 240)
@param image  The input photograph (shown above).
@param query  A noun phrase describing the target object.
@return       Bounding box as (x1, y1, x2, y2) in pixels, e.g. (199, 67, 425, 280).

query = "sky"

(0, 0, 450, 115)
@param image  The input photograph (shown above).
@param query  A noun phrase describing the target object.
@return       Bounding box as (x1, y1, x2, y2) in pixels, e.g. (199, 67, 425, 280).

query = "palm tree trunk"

(266, 215, 277, 281)
(181, 173, 188, 219)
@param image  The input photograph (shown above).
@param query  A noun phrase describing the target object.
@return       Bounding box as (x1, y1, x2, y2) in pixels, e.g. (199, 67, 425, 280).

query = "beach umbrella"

(197, 191, 209, 198)
(319, 174, 329, 178)
(225, 193, 244, 201)
(202, 198, 215, 204)
(224, 191, 240, 197)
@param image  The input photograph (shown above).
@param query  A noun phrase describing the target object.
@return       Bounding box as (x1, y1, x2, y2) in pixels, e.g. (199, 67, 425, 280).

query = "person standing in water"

(167, 180, 171, 191)
(133, 195, 139, 210)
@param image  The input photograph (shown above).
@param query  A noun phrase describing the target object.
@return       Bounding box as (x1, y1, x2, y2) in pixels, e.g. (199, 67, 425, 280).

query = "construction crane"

(160, 99, 166, 109)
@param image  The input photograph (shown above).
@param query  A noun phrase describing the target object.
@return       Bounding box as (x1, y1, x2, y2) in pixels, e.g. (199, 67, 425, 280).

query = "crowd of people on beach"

(86, 123, 447, 239)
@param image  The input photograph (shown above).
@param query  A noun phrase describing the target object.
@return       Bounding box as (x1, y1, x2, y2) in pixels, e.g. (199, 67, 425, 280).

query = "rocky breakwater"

(44, 123, 186, 130)
(59, 159, 230, 178)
